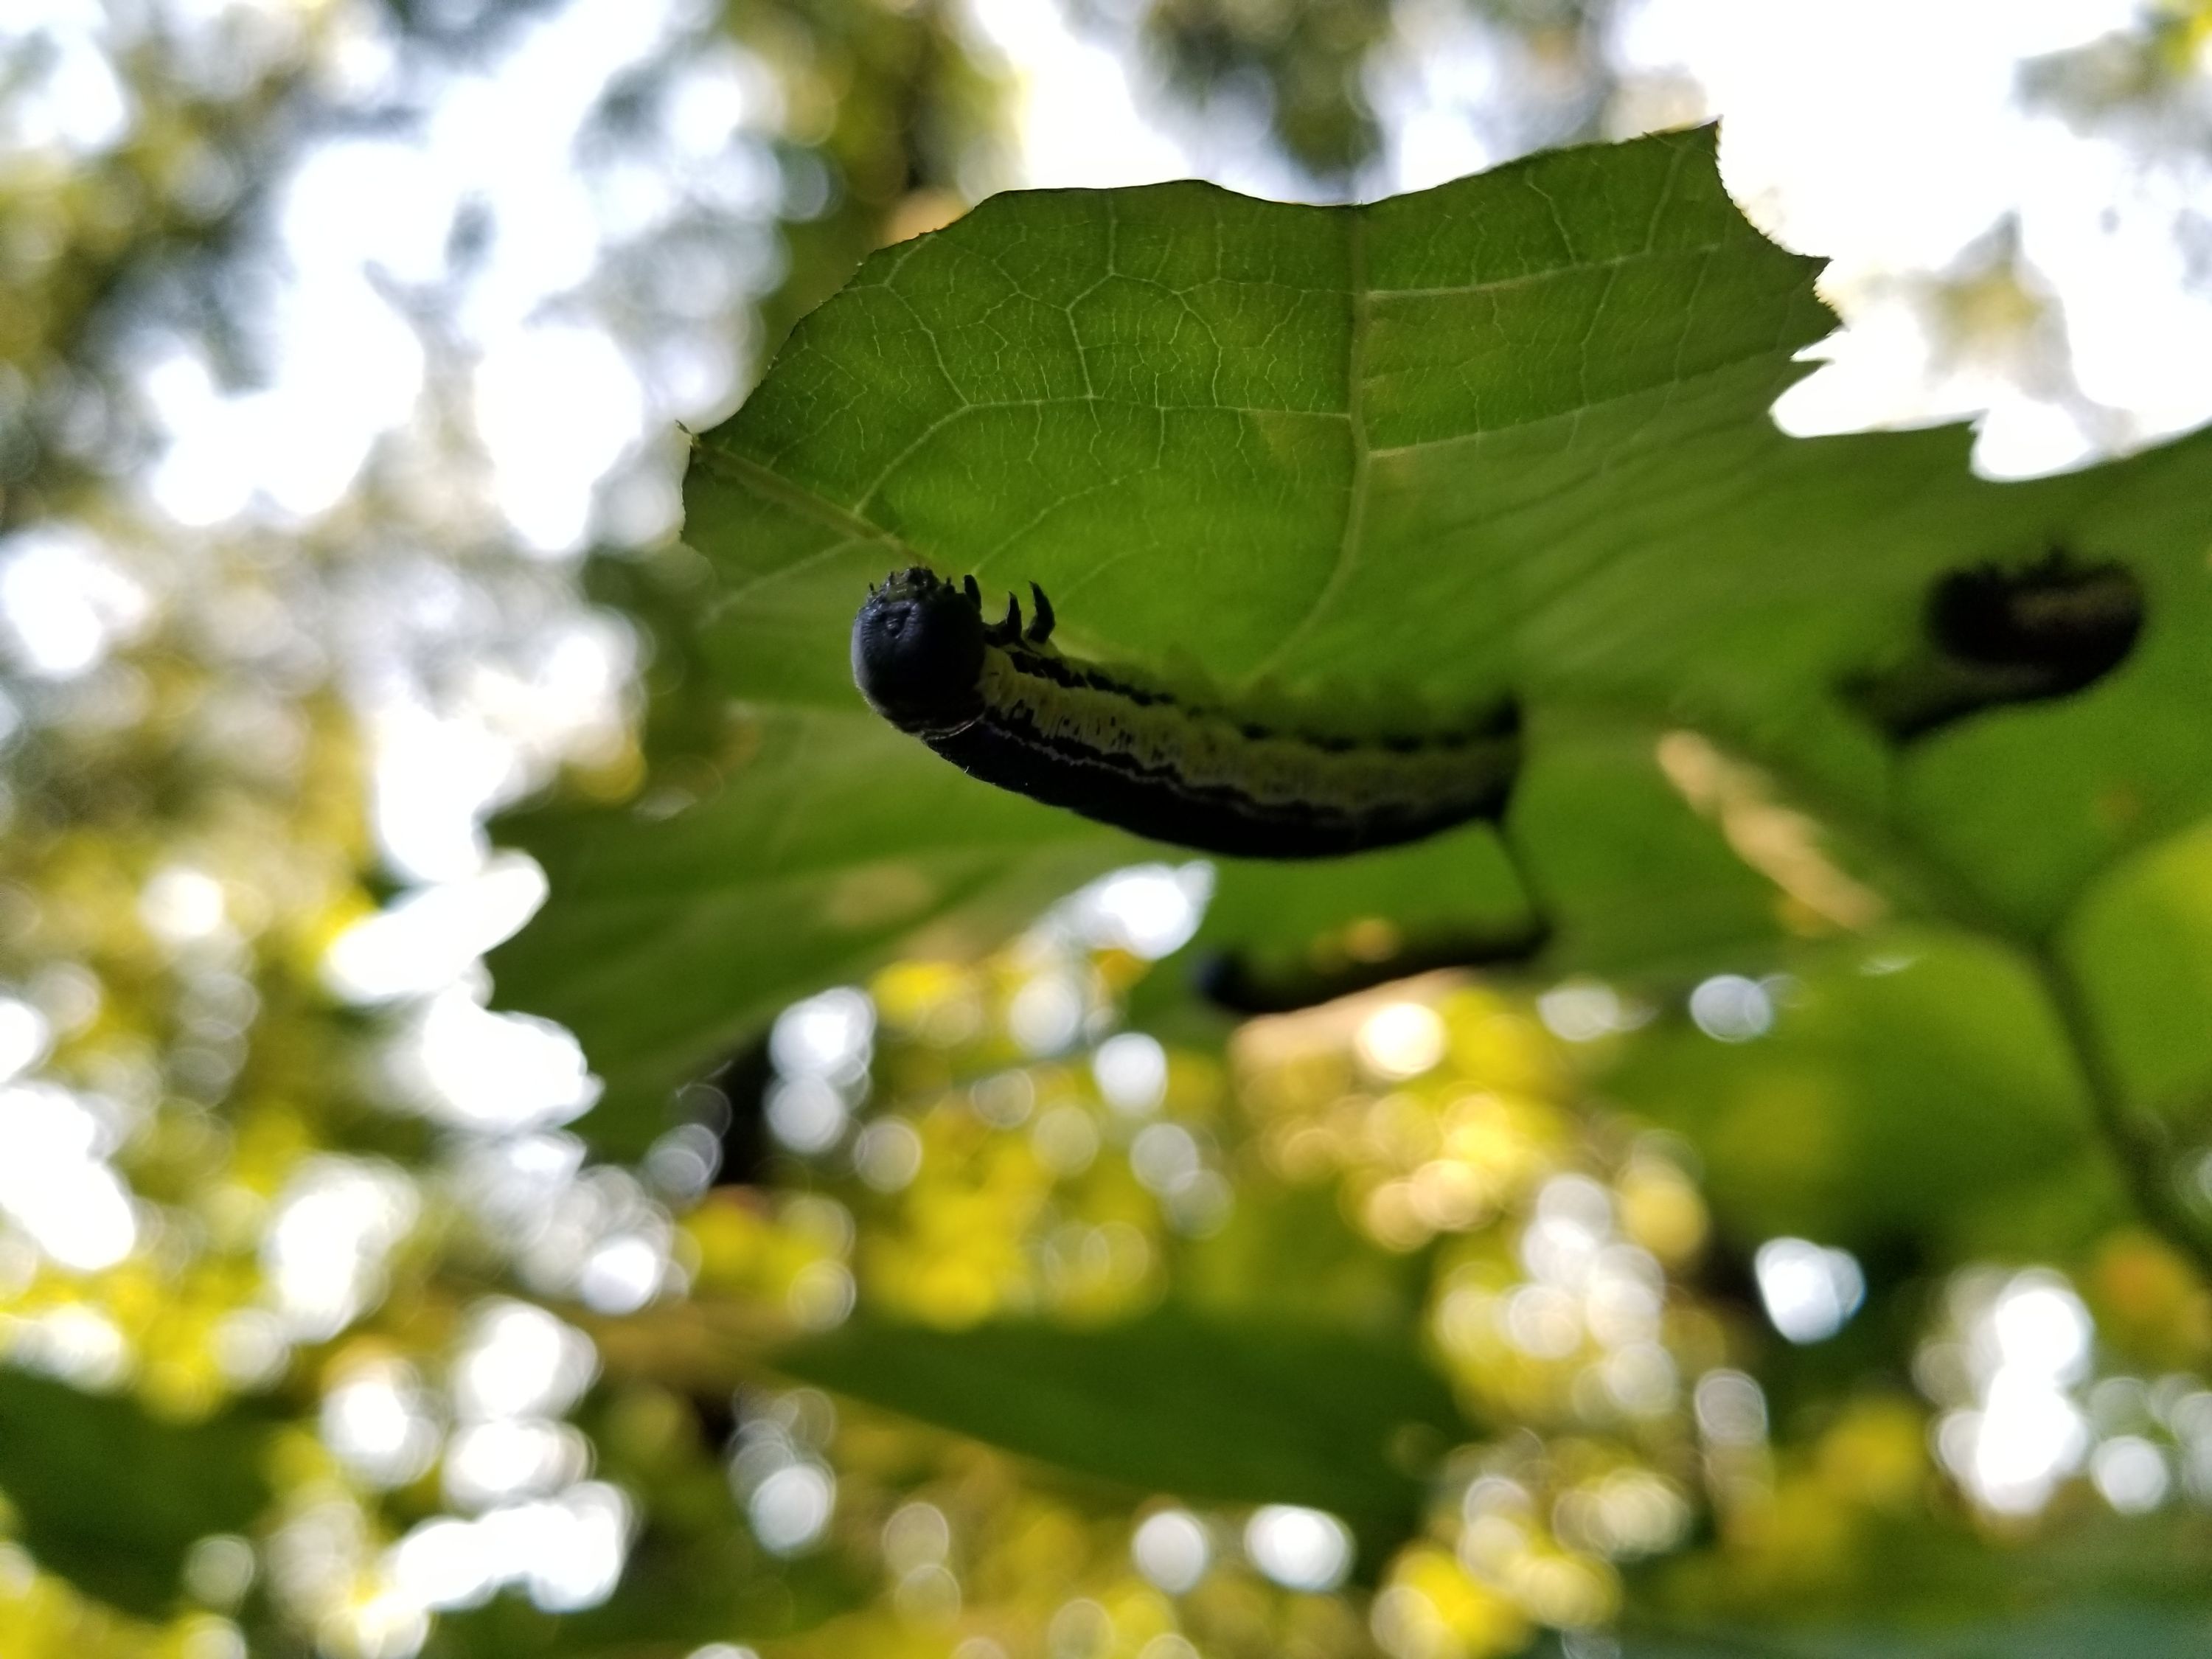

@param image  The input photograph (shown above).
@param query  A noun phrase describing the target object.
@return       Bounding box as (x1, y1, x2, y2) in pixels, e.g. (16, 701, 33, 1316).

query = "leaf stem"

(2023, 941, 2212, 1278)
(1746, 734, 2212, 1271)
(1571, 696, 2212, 1273)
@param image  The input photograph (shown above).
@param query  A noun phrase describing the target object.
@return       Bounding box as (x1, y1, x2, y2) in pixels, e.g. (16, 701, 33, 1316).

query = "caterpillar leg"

(1026, 583, 1056, 644)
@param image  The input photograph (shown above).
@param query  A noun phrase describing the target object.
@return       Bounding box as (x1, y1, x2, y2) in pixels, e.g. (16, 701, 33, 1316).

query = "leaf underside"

(777, 1308, 1464, 1572)
(492, 123, 2212, 1177)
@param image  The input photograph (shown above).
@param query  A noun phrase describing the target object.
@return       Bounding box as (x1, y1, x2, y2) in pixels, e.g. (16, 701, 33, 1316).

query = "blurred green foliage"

(8, 4, 2212, 1659)
(0, 1368, 269, 1614)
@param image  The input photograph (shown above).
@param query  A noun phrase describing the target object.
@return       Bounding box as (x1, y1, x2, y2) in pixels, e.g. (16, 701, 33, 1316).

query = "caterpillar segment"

(851, 566, 1520, 860)
(1843, 549, 2143, 744)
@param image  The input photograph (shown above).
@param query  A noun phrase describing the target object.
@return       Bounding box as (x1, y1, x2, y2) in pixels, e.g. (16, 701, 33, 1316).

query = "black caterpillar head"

(852, 566, 988, 736)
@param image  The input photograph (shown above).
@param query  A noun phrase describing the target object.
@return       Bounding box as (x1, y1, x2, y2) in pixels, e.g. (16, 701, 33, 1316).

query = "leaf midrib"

(698, 225, 1788, 693)
(1255, 208, 1371, 679)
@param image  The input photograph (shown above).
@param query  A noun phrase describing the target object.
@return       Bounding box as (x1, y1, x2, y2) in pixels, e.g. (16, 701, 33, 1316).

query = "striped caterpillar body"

(1846, 549, 2143, 743)
(850, 567, 1521, 860)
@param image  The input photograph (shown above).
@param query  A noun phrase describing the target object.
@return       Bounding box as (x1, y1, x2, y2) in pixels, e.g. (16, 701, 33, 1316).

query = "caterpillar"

(850, 566, 1522, 860)
(1846, 549, 2143, 743)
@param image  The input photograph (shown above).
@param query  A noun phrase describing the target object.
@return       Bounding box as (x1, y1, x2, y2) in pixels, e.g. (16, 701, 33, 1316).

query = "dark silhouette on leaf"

(1847, 549, 2143, 742)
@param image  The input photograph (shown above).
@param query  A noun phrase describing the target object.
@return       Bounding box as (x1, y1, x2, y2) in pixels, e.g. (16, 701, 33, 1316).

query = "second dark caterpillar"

(1846, 549, 2143, 743)
(851, 566, 1521, 860)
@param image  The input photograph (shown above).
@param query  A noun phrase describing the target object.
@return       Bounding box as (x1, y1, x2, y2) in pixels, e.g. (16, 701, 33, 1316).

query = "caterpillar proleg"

(851, 567, 1522, 860)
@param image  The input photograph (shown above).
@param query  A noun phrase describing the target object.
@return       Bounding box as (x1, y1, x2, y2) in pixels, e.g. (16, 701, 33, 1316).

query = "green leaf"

(493, 705, 1119, 1155)
(777, 1307, 1464, 1569)
(0, 1368, 270, 1617)
(493, 125, 2212, 1150)
(1601, 926, 2118, 1259)
(1576, 1511, 2212, 1656)
(1531, 1607, 2212, 1659)
(2066, 821, 2212, 1118)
